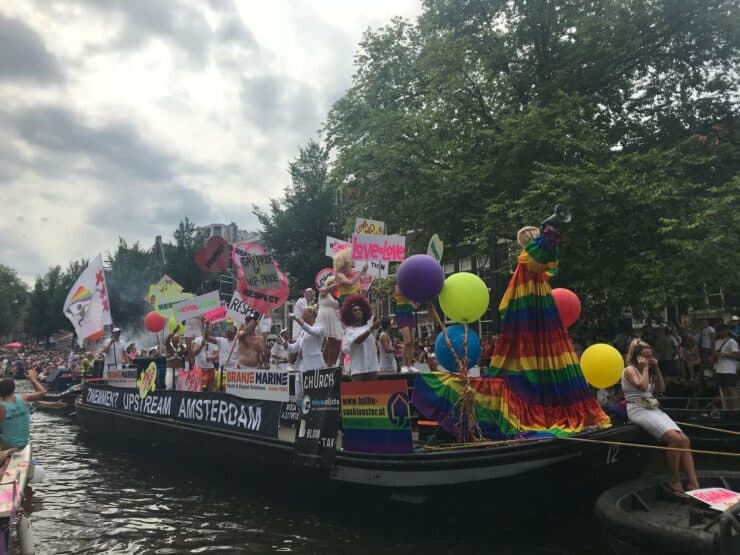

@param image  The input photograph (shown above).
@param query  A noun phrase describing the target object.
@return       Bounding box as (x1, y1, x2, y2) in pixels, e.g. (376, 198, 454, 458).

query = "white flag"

(63, 254, 112, 346)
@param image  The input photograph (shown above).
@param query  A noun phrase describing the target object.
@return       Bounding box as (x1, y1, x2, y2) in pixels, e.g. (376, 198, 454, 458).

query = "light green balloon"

(438, 272, 490, 323)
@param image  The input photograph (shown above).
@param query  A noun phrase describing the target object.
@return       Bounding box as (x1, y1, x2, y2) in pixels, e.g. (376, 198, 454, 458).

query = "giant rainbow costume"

(412, 228, 611, 439)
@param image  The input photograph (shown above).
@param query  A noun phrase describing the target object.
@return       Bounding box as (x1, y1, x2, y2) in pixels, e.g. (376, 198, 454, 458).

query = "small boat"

(595, 471, 740, 555)
(36, 383, 84, 415)
(0, 445, 35, 555)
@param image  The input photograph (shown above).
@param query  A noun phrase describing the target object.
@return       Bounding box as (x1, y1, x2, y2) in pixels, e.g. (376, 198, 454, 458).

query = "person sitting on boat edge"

(340, 294, 380, 381)
(0, 368, 47, 449)
(622, 341, 699, 495)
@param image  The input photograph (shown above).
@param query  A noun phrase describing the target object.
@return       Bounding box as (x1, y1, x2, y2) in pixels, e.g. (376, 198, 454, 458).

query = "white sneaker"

(408, 366, 420, 373)
(400, 366, 409, 374)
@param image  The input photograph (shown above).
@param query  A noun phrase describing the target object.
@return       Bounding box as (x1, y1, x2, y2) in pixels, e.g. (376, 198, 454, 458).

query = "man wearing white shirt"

(210, 326, 239, 370)
(714, 323, 739, 410)
(100, 327, 126, 369)
(286, 307, 325, 403)
(291, 289, 315, 339)
(270, 329, 291, 371)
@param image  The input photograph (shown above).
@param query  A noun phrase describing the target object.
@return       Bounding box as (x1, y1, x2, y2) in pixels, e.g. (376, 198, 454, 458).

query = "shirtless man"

(237, 317, 268, 369)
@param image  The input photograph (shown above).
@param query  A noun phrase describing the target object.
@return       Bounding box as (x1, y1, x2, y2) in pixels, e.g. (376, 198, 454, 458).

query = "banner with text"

(294, 367, 342, 469)
(351, 233, 405, 262)
(172, 291, 221, 321)
(241, 254, 281, 290)
(84, 384, 280, 439)
(341, 379, 413, 454)
(226, 290, 253, 324)
(354, 217, 385, 236)
(225, 368, 290, 402)
(103, 368, 138, 388)
(325, 236, 350, 258)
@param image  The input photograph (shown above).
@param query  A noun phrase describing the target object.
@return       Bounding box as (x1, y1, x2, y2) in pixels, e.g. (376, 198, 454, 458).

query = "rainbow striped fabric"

(413, 231, 610, 439)
(69, 286, 92, 304)
(341, 380, 413, 454)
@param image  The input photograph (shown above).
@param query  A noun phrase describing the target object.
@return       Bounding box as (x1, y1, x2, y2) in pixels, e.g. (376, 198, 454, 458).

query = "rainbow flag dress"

(412, 230, 611, 439)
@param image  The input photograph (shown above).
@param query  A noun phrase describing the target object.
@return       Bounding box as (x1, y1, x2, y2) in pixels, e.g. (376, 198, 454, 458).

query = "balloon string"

(429, 305, 463, 370)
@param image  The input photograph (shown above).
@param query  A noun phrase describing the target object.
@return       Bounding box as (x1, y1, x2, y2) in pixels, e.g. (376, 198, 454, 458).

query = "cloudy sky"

(0, 0, 421, 284)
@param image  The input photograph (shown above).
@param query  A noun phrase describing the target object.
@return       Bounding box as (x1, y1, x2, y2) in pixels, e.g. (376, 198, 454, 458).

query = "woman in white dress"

(622, 340, 699, 495)
(317, 276, 343, 366)
(340, 294, 380, 381)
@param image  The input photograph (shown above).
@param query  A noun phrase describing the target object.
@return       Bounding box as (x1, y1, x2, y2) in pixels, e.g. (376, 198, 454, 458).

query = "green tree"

(163, 218, 211, 294)
(0, 265, 28, 339)
(254, 140, 336, 293)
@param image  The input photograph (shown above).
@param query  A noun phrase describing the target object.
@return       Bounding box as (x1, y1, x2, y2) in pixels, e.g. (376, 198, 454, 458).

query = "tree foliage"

(254, 140, 336, 293)
(325, 0, 740, 322)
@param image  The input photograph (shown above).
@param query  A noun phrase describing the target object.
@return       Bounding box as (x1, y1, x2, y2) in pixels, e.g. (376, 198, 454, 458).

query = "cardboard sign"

(341, 379, 413, 454)
(147, 278, 193, 319)
(354, 217, 385, 236)
(184, 317, 203, 339)
(137, 362, 158, 399)
(232, 241, 266, 280)
(294, 367, 342, 469)
(362, 259, 388, 278)
(194, 236, 231, 272)
(325, 236, 350, 258)
(241, 254, 280, 290)
(686, 488, 740, 511)
(351, 233, 405, 262)
(225, 368, 289, 402)
(226, 290, 253, 324)
(171, 291, 221, 321)
(177, 368, 202, 392)
(427, 233, 444, 262)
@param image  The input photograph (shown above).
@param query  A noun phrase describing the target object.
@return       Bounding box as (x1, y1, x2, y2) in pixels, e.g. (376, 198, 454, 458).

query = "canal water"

(25, 410, 616, 555)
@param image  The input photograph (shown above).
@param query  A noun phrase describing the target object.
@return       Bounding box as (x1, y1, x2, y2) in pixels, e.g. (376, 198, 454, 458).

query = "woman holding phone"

(622, 341, 699, 495)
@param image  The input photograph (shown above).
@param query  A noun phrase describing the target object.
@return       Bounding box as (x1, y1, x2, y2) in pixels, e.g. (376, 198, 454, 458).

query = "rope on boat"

(552, 435, 740, 458)
(674, 421, 740, 437)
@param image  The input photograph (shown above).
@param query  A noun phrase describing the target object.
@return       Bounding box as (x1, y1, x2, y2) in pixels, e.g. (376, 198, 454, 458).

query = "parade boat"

(0, 444, 35, 555)
(595, 471, 740, 555)
(660, 397, 740, 450)
(75, 366, 647, 508)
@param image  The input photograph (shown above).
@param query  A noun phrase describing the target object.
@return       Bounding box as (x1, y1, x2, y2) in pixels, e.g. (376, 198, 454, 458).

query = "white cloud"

(0, 0, 422, 284)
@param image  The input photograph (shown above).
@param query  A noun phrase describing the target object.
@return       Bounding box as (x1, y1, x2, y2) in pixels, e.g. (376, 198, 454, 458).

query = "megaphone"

(541, 204, 572, 229)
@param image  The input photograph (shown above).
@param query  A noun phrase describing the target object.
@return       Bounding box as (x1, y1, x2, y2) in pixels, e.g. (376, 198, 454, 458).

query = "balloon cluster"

(396, 254, 489, 372)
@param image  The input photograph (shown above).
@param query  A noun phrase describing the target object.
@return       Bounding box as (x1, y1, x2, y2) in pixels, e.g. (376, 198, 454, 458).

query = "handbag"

(708, 339, 731, 366)
(634, 397, 660, 410)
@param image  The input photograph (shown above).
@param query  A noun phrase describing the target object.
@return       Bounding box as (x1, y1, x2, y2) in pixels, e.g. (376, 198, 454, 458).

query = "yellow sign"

(137, 362, 157, 399)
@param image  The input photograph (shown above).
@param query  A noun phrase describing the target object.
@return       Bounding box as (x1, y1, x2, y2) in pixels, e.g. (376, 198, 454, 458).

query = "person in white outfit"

(291, 289, 315, 340)
(100, 327, 126, 370)
(286, 307, 325, 402)
(317, 276, 343, 366)
(377, 318, 396, 372)
(270, 329, 291, 371)
(340, 294, 380, 381)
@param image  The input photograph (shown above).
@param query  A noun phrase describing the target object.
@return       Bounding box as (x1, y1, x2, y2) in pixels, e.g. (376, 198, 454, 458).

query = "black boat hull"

(75, 390, 647, 507)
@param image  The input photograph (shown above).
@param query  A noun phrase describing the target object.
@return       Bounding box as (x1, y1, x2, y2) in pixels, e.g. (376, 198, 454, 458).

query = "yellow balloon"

(580, 343, 623, 389)
(438, 272, 490, 323)
(168, 316, 185, 336)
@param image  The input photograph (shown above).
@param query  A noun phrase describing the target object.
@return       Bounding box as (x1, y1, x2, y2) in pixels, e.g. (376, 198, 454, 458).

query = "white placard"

(224, 368, 290, 402)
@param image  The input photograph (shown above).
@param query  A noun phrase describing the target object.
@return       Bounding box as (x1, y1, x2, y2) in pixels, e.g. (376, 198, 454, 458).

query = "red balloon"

(144, 311, 167, 333)
(551, 288, 581, 328)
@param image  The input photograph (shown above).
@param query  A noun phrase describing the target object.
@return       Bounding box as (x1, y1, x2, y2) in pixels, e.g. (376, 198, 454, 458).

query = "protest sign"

(354, 217, 385, 235)
(241, 254, 280, 290)
(427, 233, 444, 262)
(341, 380, 413, 454)
(238, 270, 289, 314)
(146, 277, 193, 318)
(226, 290, 253, 324)
(294, 367, 342, 469)
(351, 233, 405, 262)
(225, 368, 290, 402)
(204, 304, 227, 324)
(103, 367, 138, 388)
(315, 268, 334, 290)
(177, 368, 202, 392)
(362, 259, 388, 278)
(325, 236, 350, 258)
(359, 273, 374, 291)
(232, 242, 266, 278)
(172, 291, 220, 321)
(184, 317, 202, 338)
(194, 236, 231, 272)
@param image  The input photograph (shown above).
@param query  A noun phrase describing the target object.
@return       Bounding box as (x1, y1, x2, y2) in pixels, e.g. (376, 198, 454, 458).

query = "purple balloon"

(397, 254, 445, 303)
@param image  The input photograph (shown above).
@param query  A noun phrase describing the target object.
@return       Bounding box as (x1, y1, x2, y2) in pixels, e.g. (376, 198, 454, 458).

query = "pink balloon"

(551, 288, 581, 328)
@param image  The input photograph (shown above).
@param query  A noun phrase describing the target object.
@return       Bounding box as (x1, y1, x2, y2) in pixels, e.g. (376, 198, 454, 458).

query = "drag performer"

(413, 222, 610, 439)
(333, 248, 367, 306)
(340, 294, 380, 381)
(317, 275, 343, 366)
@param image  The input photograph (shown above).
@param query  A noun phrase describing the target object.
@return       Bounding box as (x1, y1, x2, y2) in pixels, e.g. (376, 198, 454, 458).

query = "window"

(443, 262, 455, 274)
(459, 258, 472, 272)
(213, 226, 222, 237)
